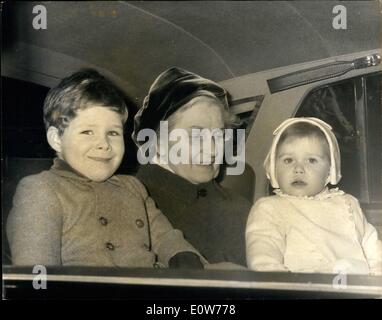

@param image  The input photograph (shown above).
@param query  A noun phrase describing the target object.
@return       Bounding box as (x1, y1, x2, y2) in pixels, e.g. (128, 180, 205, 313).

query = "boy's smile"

(56, 106, 125, 182)
(275, 136, 330, 197)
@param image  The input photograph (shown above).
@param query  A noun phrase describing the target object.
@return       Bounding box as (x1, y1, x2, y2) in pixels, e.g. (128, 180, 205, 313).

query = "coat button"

(197, 188, 207, 197)
(105, 242, 115, 251)
(135, 219, 145, 228)
(99, 216, 108, 226)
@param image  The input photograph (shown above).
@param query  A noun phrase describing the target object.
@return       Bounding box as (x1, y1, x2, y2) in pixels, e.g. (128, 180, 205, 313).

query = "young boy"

(246, 117, 382, 274)
(6, 69, 205, 268)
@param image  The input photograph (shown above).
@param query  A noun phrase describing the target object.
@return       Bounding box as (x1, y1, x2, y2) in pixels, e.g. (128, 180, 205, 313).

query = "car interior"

(2, 1, 382, 298)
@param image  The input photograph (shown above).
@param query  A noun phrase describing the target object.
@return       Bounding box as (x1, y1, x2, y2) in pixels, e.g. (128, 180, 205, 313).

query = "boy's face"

(275, 135, 330, 197)
(57, 106, 125, 182)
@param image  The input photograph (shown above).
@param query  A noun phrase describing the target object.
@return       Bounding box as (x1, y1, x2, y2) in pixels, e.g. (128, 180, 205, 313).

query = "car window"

(296, 73, 382, 205)
(2, 77, 52, 158)
(365, 74, 382, 204)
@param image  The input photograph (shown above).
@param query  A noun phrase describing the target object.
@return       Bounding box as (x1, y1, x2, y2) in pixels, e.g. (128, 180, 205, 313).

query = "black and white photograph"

(2, 1, 382, 304)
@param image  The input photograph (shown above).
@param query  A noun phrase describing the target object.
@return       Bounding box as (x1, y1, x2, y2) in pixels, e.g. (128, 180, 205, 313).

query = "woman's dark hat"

(133, 67, 228, 146)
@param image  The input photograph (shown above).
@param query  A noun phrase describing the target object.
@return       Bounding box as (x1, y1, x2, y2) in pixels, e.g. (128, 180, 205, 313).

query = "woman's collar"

(151, 153, 176, 174)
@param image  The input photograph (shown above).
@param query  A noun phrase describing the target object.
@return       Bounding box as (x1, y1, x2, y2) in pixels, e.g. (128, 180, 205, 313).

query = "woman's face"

(165, 97, 225, 184)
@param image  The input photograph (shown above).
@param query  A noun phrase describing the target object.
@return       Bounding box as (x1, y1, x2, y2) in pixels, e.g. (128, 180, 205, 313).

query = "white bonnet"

(264, 117, 342, 188)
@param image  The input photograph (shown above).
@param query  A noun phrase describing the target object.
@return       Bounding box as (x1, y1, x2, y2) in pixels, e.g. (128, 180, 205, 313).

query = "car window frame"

(292, 71, 382, 206)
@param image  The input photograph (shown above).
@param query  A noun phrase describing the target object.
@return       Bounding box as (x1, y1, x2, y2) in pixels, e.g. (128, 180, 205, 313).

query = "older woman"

(133, 67, 251, 267)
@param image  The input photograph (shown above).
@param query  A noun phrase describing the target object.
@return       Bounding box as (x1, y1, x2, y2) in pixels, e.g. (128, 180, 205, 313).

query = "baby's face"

(58, 106, 125, 182)
(275, 135, 330, 197)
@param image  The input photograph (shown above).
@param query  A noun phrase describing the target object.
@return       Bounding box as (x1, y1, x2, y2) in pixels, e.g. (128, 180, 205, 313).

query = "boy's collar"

(51, 157, 123, 187)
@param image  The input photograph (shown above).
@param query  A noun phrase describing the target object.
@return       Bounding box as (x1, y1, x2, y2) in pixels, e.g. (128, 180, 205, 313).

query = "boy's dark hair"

(277, 122, 330, 158)
(43, 69, 128, 134)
